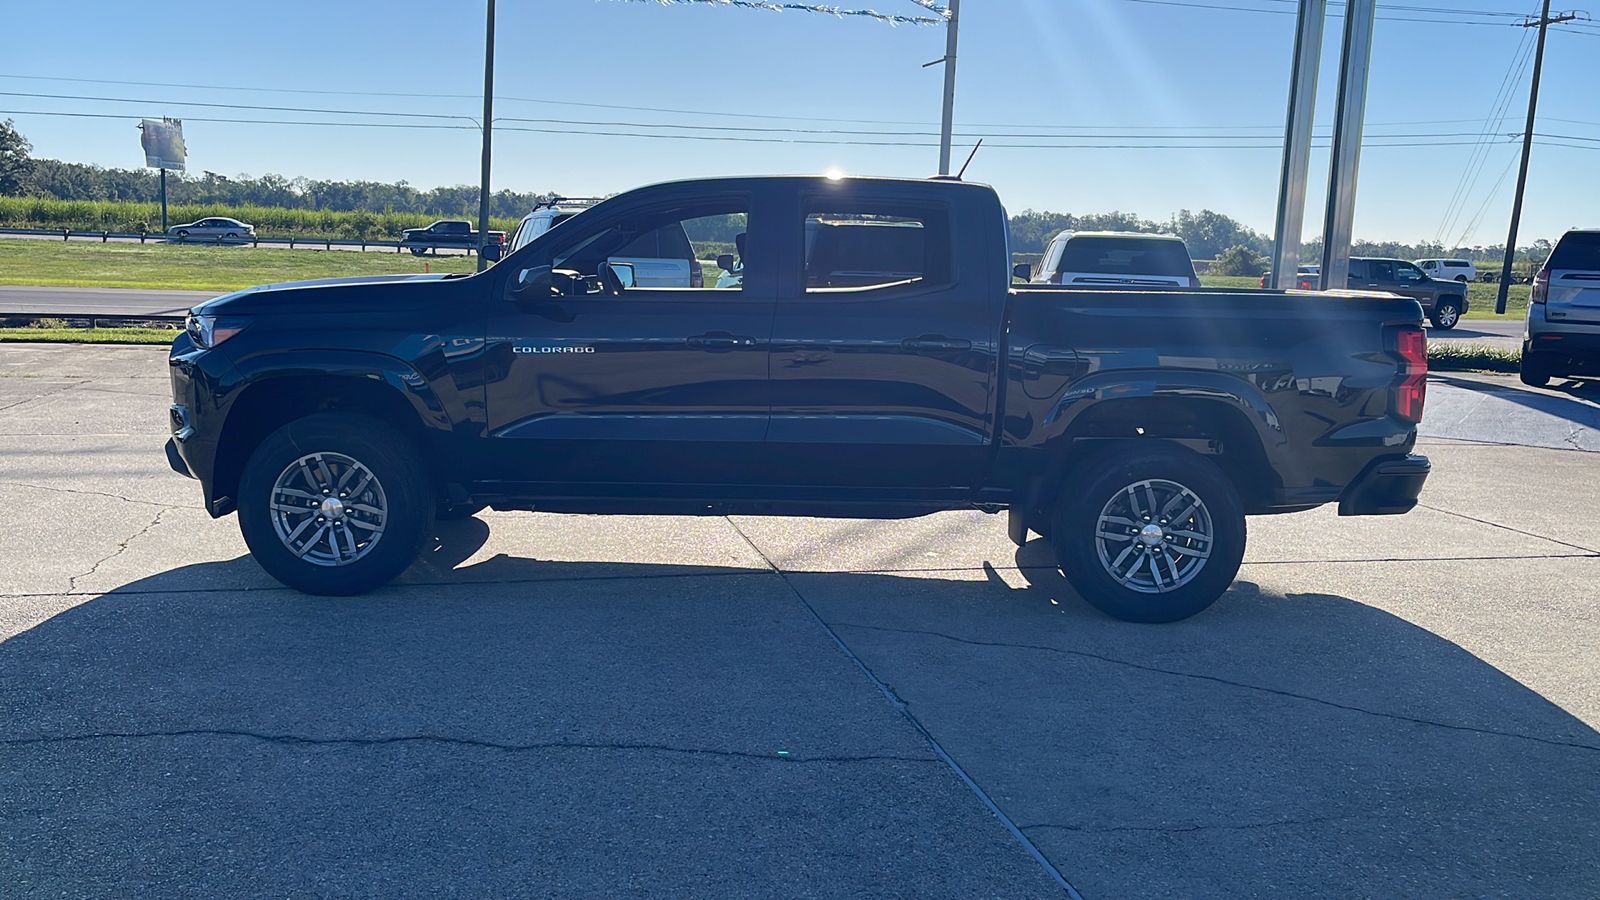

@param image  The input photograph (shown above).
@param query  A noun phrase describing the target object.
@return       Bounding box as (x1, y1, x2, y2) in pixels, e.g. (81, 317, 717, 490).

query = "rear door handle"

(901, 335, 972, 352)
(687, 331, 757, 351)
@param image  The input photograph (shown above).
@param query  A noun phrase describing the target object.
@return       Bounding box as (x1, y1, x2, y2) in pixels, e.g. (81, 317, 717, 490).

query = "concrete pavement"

(1, 345, 1596, 899)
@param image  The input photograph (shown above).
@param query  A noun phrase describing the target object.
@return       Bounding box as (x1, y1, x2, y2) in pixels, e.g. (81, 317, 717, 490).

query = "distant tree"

(1211, 244, 1268, 277)
(1167, 209, 1269, 260)
(0, 119, 34, 196)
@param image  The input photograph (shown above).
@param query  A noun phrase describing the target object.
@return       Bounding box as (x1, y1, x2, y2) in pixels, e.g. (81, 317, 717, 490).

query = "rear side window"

(1056, 238, 1195, 279)
(1548, 232, 1600, 270)
(1445, 260, 1469, 269)
(802, 204, 951, 292)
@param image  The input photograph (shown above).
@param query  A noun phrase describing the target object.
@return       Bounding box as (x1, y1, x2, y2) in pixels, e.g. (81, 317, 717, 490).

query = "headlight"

(185, 314, 250, 349)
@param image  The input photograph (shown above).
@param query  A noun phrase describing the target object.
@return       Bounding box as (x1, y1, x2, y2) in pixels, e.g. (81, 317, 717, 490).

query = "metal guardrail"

(0, 227, 466, 253)
(0, 312, 187, 327)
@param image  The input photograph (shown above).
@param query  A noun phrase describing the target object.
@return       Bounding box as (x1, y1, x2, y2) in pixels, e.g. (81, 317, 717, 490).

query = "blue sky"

(2, 0, 1596, 245)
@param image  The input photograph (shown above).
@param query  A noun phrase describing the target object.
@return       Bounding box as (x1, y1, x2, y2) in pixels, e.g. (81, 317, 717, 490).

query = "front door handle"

(901, 334, 972, 352)
(687, 331, 757, 351)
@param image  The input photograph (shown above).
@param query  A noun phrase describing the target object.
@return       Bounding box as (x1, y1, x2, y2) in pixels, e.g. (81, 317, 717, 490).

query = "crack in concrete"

(0, 481, 201, 510)
(1019, 814, 1366, 835)
(0, 728, 937, 764)
(831, 622, 1600, 755)
(0, 378, 92, 415)
(1416, 502, 1600, 556)
(65, 507, 172, 594)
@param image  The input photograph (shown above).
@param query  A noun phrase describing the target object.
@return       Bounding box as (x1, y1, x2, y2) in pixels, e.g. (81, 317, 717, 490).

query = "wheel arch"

(1027, 378, 1287, 523)
(212, 359, 453, 513)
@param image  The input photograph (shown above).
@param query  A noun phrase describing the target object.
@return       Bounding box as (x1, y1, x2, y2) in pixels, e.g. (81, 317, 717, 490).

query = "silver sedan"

(167, 217, 255, 242)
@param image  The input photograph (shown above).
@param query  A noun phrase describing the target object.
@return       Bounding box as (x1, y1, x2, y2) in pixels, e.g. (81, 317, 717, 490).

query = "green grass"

(0, 326, 178, 344)
(1197, 275, 1262, 289)
(0, 240, 480, 291)
(1464, 282, 1529, 319)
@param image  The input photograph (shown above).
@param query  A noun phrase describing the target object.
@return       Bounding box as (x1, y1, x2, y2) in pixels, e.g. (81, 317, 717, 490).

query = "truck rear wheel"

(237, 414, 434, 596)
(1430, 299, 1463, 329)
(409, 247, 427, 256)
(1052, 444, 1245, 623)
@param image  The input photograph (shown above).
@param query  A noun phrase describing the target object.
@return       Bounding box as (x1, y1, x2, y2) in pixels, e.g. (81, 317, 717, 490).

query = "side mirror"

(1013, 263, 1032, 282)
(511, 264, 554, 297)
(600, 261, 636, 293)
(717, 254, 737, 272)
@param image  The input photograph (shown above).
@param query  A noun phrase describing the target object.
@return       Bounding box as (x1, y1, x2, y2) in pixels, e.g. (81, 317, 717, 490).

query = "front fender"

(223, 347, 455, 434)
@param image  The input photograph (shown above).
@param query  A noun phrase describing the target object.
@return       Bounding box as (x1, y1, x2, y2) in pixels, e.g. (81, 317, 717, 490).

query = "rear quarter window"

(1548, 233, 1600, 271)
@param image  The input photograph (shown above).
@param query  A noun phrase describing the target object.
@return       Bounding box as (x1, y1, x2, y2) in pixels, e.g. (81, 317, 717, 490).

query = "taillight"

(1531, 268, 1549, 304)
(1392, 326, 1427, 423)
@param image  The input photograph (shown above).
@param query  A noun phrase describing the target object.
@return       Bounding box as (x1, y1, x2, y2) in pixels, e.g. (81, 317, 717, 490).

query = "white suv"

(1029, 231, 1200, 288)
(1521, 229, 1600, 387)
(1415, 258, 1477, 283)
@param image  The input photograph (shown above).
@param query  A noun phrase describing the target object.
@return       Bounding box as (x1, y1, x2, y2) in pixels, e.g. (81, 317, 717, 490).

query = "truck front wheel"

(237, 414, 434, 596)
(1052, 444, 1246, 623)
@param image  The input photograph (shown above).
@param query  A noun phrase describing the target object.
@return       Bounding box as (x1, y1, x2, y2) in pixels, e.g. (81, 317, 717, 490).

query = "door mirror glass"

(1013, 262, 1032, 281)
(717, 254, 737, 273)
(512, 265, 553, 297)
(600, 261, 636, 292)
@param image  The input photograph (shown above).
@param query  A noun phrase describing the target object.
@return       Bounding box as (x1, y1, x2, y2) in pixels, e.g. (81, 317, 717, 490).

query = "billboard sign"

(139, 118, 186, 171)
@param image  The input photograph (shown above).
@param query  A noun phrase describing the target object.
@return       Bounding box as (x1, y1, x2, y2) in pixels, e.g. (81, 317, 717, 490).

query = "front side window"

(541, 198, 748, 292)
(1369, 261, 1397, 282)
(1398, 263, 1425, 282)
(801, 202, 951, 293)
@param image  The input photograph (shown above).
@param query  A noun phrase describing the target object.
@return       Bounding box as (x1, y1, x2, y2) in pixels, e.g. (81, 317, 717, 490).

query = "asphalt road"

(1, 345, 1597, 899)
(0, 285, 220, 318)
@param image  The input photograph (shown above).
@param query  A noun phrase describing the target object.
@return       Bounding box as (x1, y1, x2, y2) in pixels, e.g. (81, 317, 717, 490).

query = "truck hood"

(191, 273, 471, 317)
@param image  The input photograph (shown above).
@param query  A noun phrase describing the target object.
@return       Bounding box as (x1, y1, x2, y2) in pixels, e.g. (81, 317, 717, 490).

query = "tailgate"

(1546, 268, 1600, 324)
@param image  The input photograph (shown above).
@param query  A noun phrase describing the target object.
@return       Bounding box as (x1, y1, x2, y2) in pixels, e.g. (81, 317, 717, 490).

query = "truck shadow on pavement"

(1430, 372, 1600, 430)
(2, 519, 1597, 899)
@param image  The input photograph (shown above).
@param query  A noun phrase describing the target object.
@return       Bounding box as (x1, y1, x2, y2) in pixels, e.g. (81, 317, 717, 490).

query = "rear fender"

(1036, 369, 1287, 454)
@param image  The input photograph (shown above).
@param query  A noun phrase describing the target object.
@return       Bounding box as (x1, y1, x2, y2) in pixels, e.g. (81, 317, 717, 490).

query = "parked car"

(1259, 265, 1319, 289)
(1415, 258, 1477, 283)
(167, 217, 254, 242)
(1029, 231, 1200, 288)
(399, 220, 506, 260)
(510, 198, 703, 288)
(1520, 229, 1600, 387)
(1340, 258, 1468, 329)
(507, 197, 600, 252)
(166, 174, 1430, 624)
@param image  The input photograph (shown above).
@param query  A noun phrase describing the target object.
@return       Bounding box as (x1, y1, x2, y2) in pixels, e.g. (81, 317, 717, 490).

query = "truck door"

(484, 191, 775, 490)
(766, 191, 998, 491)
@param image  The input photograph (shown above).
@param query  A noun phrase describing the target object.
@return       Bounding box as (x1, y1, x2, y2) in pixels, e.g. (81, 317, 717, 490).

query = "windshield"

(1057, 237, 1196, 278)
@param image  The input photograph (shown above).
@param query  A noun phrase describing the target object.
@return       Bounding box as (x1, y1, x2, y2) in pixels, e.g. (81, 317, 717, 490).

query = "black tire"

(1430, 299, 1463, 330)
(435, 501, 487, 522)
(1052, 444, 1246, 623)
(1520, 350, 1553, 387)
(226, 232, 238, 241)
(176, 230, 189, 240)
(237, 414, 434, 595)
(409, 246, 427, 256)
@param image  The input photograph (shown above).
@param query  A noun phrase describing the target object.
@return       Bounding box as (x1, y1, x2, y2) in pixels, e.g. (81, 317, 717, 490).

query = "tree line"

(0, 119, 1555, 271)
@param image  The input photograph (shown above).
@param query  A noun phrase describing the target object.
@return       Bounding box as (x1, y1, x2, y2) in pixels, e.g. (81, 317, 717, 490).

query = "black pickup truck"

(166, 175, 1430, 623)
(399, 219, 506, 259)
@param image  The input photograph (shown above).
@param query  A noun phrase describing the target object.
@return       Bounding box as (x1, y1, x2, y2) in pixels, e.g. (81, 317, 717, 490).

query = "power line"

(0, 90, 476, 123)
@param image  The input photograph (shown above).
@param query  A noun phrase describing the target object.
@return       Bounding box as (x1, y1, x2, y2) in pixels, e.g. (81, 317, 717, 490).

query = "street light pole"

(477, 0, 496, 272)
(936, 0, 960, 175)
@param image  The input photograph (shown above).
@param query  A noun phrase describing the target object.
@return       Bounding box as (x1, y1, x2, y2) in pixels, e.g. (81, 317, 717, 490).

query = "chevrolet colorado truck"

(166, 175, 1431, 623)
(399, 219, 506, 260)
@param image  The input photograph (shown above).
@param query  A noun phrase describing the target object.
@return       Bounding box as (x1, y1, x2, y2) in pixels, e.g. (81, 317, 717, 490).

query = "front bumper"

(165, 437, 193, 478)
(1338, 454, 1430, 516)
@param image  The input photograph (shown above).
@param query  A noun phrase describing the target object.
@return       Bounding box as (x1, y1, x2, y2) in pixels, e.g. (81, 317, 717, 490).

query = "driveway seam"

(1417, 502, 1600, 555)
(723, 517, 1084, 900)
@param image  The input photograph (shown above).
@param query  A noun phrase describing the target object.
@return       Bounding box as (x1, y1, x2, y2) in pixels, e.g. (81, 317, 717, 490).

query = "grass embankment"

(0, 240, 478, 291)
(0, 197, 521, 241)
(0, 326, 177, 345)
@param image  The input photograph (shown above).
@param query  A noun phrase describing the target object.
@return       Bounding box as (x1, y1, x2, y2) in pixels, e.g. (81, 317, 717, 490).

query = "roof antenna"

(956, 139, 983, 180)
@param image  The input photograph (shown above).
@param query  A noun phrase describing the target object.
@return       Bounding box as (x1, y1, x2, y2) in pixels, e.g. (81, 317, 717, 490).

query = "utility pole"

(1495, 1, 1574, 313)
(477, 0, 496, 272)
(927, 0, 960, 175)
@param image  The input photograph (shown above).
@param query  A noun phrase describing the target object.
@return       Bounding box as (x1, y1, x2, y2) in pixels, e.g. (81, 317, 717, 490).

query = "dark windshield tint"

(1549, 232, 1600, 270)
(1057, 238, 1194, 278)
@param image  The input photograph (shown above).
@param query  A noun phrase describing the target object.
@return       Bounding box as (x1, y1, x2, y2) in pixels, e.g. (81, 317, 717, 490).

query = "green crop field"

(0, 240, 479, 291)
(0, 197, 522, 241)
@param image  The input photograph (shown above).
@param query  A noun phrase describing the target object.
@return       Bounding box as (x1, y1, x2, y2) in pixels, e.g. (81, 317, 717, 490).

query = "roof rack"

(531, 196, 603, 212)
